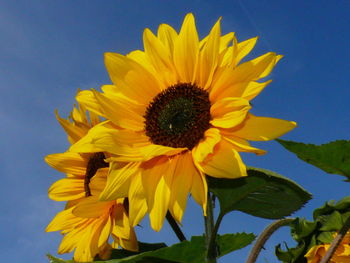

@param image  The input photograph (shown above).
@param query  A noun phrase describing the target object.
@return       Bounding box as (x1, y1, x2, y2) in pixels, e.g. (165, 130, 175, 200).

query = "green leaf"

(208, 167, 311, 219)
(275, 242, 306, 263)
(291, 218, 317, 242)
(277, 139, 350, 178)
(319, 211, 343, 231)
(48, 234, 255, 263)
(317, 231, 334, 243)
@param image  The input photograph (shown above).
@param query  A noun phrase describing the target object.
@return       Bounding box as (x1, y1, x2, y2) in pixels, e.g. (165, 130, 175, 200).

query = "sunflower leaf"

(277, 139, 350, 179)
(47, 233, 255, 263)
(208, 167, 311, 219)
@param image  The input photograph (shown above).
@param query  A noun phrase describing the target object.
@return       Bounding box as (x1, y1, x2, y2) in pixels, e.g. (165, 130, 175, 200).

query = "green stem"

(319, 216, 350, 263)
(166, 211, 187, 242)
(205, 192, 218, 263)
(246, 218, 294, 263)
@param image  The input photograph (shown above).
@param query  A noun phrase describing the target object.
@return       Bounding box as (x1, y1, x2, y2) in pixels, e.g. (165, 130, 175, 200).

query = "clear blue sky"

(1, 1, 349, 262)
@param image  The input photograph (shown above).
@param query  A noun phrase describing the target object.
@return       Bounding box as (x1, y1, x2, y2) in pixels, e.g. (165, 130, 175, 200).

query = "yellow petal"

(48, 178, 85, 201)
(192, 128, 221, 163)
(169, 152, 195, 222)
(231, 52, 281, 83)
(210, 97, 251, 128)
(127, 50, 157, 77)
(104, 52, 161, 105)
(92, 89, 145, 131)
(173, 13, 199, 83)
(68, 122, 114, 153)
(45, 152, 86, 175)
(157, 23, 178, 55)
(241, 80, 272, 101)
(143, 28, 177, 87)
(81, 125, 185, 162)
(197, 17, 221, 89)
(72, 196, 110, 218)
(200, 139, 247, 179)
(99, 162, 137, 201)
(223, 135, 266, 155)
(46, 207, 82, 232)
(232, 113, 297, 141)
(128, 172, 148, 227)
(233, 36, 258, 66)
(55, 110, 87, 144)
(190, 170, 207, 215)
(76, 90, 106, 118)
(98, 215, 112, 247)
(149, 158, 175, 231)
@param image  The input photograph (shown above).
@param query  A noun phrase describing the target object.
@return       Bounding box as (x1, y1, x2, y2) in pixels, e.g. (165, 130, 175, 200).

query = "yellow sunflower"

(305, 232, 350, 263)
(45, 103, 138, 262)
(71, 13, 296, 231)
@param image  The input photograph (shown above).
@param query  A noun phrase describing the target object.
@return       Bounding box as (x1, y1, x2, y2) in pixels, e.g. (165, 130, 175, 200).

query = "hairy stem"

(205, 192, 218, 263)
(166, 211, 187, 242)
(246, 218, 294, 263)
(319, 216, 350, 263)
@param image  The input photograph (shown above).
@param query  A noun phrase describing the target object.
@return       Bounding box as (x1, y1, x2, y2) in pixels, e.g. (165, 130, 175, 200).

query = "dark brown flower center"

(144, 83, 211, 150)
(84, 152, 109, 197)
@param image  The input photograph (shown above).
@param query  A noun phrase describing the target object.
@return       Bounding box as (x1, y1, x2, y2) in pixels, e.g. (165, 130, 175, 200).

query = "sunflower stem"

(319, 215, 350, 263)
(246, 218, 294, 263)
(166, 211, 187, 242)
(205, 192, 218, 263)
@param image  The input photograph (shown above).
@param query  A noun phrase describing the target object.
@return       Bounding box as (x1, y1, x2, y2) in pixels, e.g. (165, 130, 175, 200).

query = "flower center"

(144, 83, 211, 149)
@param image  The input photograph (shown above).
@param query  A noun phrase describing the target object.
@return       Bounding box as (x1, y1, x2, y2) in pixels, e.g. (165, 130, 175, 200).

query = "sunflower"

(71, 13, 296, 231)
(45, 103, 138, 262)
(305, 232, 350, 263)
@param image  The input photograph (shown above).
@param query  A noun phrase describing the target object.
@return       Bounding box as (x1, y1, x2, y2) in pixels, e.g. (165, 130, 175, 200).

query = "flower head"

(305, 232, 350, 263)
(72, 13, 296, 231)
(45, 103, 138, 262)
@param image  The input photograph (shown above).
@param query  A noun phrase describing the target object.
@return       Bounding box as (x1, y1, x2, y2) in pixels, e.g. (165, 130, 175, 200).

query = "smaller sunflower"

(45, 103, 138, 262)
(305, 232, 350, 263)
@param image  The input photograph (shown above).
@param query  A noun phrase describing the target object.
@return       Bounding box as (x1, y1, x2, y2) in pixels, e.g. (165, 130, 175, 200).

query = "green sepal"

(277, 139, 350, 179)
(319, 211, 343, 231)
(208, 167, 311, 219)
(316, 231, 334, 244)
(275, 241, 306, 263)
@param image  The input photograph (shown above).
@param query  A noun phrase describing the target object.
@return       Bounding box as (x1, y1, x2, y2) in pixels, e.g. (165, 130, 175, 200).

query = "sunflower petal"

(200, 139, 247, 179)
(233, 36, 258, 66)
(128, 172, 148, 227)
(157, 23, 178, 55)
(232, 113, 297, 141)
(104, 52, 161, 104)
(72, 196, 110, 218)
(55, 110, 87, 144)
(197, 17, 221, 89)
(76, 90, 106, 118)
(92, 89, 144, 131)
(173, 13, 199, 83)
(149, 159, 175, 231)
(190, 170, 207, 215)
(169, 152, 196, 222)
(48, 178, 85, 201)
(210, 97, 251, 128)
(143, 28, 177, 86)
(231, 52, 281, 82)
(192, 128, 221, 163)
(99, 162, 137, 201)
(45, 152, 86, 175)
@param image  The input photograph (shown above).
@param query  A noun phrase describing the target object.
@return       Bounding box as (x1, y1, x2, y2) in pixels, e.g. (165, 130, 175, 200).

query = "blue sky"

(0, 0, 349, 262)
